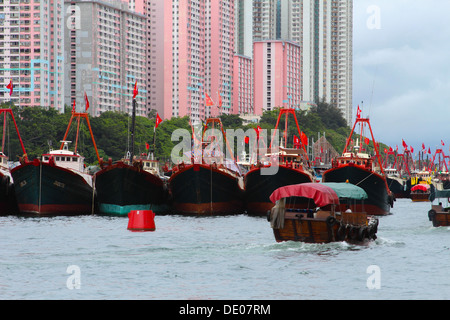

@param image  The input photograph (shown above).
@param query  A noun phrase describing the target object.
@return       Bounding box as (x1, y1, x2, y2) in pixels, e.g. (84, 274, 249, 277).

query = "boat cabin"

(42, 141, 85, 172)
(0, 152, 8, 171)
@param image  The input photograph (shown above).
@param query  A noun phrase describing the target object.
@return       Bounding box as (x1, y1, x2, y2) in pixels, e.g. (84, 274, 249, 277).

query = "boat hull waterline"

(169, 163, 244, 215)
(11, 159, 94, 216)
(95, 162, 167, 216)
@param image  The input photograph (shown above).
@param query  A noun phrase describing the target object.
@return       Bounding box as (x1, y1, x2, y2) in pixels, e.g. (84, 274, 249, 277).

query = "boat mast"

(129, 98, 136, 163)
(0, 109, 27, 160)
(61, 112, 101, 164)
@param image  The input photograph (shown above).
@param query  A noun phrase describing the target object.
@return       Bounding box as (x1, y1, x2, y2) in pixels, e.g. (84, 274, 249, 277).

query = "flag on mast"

(133, 81, 138, 99)
(84, 93, 90, 111)
(6, 80, 13, 96)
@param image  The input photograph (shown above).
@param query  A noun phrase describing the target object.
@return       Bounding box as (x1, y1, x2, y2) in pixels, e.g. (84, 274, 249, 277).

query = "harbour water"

(1, 198, 449, 300)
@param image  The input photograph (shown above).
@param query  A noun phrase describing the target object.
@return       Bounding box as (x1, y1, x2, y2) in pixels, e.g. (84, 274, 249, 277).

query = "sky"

(352, 0, 450, 156)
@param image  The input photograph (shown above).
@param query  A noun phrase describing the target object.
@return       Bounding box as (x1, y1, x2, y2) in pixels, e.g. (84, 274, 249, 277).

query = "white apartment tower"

(280, 0, 353, 124)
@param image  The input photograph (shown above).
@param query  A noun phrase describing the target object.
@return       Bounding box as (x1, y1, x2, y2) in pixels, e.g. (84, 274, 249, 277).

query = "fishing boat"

(385, 168, 409, 199)
(11, 112, 100, 216)
(322, 117, 394, 216)
(0, 109, 28, 215)
(95, 153, 167, 215)
(268, 182, 378, 244)
(428, 189, 450, 227)
(95, 98, 167, 216)
(410, 182, 432, 202)
(244, 108, 314, 216)
(168, 117, 244, 215)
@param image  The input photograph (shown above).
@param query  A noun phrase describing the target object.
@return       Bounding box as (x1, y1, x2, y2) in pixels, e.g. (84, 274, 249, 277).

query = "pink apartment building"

(253, 40, 302, 114)
(64, 0, 147, 116)
(0, 0, 64, 111)
(145, 0, 235, 122)
(232, 54, 253, 115)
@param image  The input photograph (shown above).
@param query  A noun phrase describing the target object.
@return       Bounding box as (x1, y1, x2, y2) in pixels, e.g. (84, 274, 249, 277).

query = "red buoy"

(127, 210, 156, 232)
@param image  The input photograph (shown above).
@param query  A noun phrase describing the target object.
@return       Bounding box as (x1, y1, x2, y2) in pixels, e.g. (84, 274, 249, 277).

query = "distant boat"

(0, 109, 27, 215)
(168, 118, 244, 215)
(322, 117, 394, 216)
(428, 189, 450, 227)
(11, 112, 100, 216)
(385, 168, 409, 199)
(410, 183, 432, 202)
(244, 108, 314, 216)
(268, 182, 378, 244)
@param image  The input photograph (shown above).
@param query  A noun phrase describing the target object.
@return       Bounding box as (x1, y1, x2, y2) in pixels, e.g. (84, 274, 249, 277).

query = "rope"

(355, 171, 375, 187)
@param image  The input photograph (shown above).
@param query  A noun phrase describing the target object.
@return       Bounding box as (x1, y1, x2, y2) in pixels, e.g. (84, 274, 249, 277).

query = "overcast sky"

(353, 0, 450, 155)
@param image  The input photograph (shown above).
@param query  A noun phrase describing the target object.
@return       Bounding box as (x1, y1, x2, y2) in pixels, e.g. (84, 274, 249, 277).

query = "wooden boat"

(322, 117, 394, 216)
(428, 189, 450, 227)
(410, 183, 432, 202)
(268, 182, 378, 244)
(11, 112, 100, 216)
(244, 108, 314, 216)
(0, 109, 27, 215)
(168, 118, 244, 215)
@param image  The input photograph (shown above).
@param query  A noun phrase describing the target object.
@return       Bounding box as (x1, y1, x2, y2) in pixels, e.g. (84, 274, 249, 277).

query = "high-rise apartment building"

(0, 0, 64, 111)
(64, 0, 147, 116)
(147, 0, 234, 122)
(279, 0, 353, 124)
(253, 40, 302, 114)
(232, 54, 253, 115)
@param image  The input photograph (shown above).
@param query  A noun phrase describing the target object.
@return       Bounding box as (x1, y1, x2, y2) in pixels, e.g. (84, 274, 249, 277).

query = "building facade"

(64, 0, 147, 117)
(0, 0, 64, 111)
(253, 40, 302, 114)
(279, 0, 353, 124)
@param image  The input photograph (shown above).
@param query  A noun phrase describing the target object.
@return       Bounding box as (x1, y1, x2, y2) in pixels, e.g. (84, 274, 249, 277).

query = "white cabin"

(42, 141, 86, 173)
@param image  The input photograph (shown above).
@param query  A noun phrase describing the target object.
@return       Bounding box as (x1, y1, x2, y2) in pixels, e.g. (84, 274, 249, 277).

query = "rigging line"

(355, 171, 375, 187)
(368, 66, 378, 118)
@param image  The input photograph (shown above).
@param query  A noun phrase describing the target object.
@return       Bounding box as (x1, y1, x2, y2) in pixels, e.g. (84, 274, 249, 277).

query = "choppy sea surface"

(1, 199, 449, 300)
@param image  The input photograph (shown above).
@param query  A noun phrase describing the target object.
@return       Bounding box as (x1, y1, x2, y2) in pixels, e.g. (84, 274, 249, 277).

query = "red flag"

(428, 147, 431, 154)
(422, 143, 425, 150)
(84, 93, 89, 111)
(133, 81, 138, 99)
(301, 132, 308, 146)
(72, 100, 76, 114)
(6, 80, 13, 96)
(410, 146, 414, 153)
(356, 105, 361, 119)
(155, 113, 162, 129)
(145, 142, 150, 150)
(254, 125, 262, 137)
(402, 139, 408, 149)
(205, 93, 214, 106)
(389, 146, 393, 152)
(293, 135, 300, 145)
(364, 137, 370, 145)
(441, 140, 445, 146)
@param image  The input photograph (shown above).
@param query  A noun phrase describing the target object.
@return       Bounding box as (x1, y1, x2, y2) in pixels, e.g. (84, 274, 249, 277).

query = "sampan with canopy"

(268, 182, 376, 244)
(270, 182, 368, 207)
